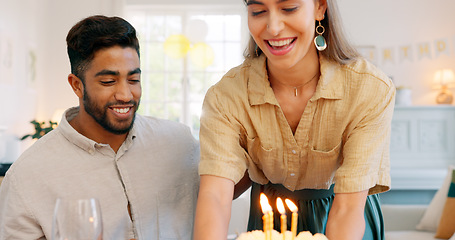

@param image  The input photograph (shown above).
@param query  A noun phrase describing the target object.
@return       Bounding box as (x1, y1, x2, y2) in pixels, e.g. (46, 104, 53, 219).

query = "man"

(0, 15, 199, 239)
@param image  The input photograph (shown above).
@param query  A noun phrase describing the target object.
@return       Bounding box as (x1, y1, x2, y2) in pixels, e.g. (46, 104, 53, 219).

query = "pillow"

(435, 169, 455, 239)
(416, 165, 454, 231)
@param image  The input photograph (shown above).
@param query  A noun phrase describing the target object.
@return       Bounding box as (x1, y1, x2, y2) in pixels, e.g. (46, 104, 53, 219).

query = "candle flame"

(260, 193, 272, 214)
(285, 199, 298, 212)
(276, 197, 286, 215)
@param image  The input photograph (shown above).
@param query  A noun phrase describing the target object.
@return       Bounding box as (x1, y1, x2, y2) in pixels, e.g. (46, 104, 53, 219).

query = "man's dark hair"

(66, 15, 140, 82)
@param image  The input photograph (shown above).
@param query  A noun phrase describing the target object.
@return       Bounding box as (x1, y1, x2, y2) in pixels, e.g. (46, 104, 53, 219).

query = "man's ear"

(68, 74, 84, 99)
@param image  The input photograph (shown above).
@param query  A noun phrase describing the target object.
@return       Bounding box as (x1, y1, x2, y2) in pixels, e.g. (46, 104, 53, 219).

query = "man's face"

(81, 46, 141, 135)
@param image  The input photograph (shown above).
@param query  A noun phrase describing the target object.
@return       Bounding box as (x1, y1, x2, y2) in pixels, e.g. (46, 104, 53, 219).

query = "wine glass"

(52, 198, 103, 240)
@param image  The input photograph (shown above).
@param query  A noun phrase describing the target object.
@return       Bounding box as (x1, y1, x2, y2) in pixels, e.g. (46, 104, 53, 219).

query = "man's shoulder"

(6, 130, 62, 176)
(135, 114, 192, 134)
(132, 115, 200, 168)
(14, 128, 64, 162)
(2, 128, 68, 197)
(133, 115, 198, 148)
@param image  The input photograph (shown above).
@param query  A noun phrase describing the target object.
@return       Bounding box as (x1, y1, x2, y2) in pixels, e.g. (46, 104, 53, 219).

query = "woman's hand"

(193, 175, 235, 240)
(326, 190, 369, 240)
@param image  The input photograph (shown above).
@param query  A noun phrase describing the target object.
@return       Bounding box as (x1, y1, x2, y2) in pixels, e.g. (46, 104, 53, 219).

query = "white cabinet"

(390, 106, 455, 190)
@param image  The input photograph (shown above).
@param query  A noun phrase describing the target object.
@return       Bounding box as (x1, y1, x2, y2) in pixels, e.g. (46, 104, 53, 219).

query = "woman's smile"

(265, 37, 297, 55)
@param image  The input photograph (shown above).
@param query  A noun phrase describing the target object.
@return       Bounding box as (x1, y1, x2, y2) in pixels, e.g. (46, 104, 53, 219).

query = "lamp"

(433, 69, 455, 104)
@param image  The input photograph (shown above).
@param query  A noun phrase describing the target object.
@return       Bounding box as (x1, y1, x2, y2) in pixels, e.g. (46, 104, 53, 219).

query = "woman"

(194, 0, 395, 239)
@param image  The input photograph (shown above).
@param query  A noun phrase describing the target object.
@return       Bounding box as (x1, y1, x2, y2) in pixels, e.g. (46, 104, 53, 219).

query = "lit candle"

(260, 193, 272, 240)
(269, 210, 273, 240)
(262, 213, 269, 240)
(285, 199, 298, 240)
(276, 197, 287, 240)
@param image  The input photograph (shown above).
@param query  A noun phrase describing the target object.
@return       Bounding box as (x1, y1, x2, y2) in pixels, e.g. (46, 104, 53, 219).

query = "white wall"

(338, 0, 455, 105)
(0, 0, 125, 159)
(1, 0, 454, 159)
(0, 0, 42, 160)
(0, 0, 39, 127)
(34, 0, 125, 121)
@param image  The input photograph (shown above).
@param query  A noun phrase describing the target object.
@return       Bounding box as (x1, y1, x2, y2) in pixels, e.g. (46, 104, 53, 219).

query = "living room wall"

(0, 0, 41, 161)
(0, 0, 125, 160)
(338, 0, 455, 105)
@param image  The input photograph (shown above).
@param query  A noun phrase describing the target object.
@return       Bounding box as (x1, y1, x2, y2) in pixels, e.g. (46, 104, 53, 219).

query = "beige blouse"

(199, 55, 395, 195)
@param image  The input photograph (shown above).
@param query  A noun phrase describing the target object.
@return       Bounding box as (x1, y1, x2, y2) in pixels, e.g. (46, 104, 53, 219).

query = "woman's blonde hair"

(243, 0, 360, 65)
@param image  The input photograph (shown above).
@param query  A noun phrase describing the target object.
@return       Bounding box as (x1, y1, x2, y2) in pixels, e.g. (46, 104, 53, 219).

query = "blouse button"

(291, 150, 297, 154)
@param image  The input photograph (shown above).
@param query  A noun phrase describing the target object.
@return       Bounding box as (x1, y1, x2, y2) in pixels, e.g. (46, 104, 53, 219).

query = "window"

(126, 5, 247, 138)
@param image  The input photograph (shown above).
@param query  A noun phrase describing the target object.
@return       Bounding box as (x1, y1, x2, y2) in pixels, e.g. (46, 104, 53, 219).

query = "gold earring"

(314, 20, 327, 51)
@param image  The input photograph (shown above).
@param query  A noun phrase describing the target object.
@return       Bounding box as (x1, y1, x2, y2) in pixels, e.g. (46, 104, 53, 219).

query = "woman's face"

(246, 0, 326, 69)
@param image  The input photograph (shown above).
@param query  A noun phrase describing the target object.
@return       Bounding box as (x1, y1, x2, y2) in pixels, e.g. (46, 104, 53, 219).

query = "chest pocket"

(157, 183, 197, 239)
(307, 141, 342, 183)
(245, 136, 279, 184)
(246, 136, 278, 165)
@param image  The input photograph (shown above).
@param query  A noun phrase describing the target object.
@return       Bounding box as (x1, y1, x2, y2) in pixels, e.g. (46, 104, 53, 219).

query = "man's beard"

(83, 88, 139, 135)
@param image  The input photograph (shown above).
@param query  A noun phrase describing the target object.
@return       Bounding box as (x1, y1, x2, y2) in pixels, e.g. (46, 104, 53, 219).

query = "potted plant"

(20, 120, 57, 140)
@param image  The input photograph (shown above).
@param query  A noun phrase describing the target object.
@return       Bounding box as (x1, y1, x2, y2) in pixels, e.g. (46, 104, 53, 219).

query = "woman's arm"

(193, 175, 235, 240)
(326, 190, 369, 240)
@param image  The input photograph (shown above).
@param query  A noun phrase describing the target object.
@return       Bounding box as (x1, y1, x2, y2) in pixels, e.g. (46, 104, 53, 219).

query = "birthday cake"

(236, 230, 328, 240)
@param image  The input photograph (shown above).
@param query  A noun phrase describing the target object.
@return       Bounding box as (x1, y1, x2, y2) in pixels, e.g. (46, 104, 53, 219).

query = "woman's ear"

(68, 74, 84, 99)
(315, 0, 328, 20)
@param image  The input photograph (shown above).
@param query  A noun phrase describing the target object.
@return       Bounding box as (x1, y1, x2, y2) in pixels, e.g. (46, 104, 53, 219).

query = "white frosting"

(236, 230, 328, 240)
